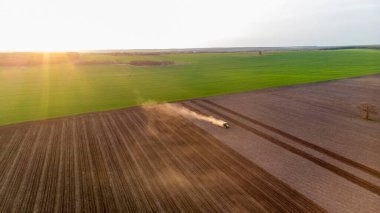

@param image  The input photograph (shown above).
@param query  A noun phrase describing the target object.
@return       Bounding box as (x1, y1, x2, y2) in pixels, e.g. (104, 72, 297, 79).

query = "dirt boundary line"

(200, 99, 380, 179)
(188, 101, 380, 196)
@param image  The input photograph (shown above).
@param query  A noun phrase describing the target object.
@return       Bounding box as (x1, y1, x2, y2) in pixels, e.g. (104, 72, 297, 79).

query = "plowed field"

(0, 107, 324, 212)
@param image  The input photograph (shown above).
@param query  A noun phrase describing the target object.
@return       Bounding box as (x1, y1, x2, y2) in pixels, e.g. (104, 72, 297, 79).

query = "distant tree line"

(321, 45, 380, 50)
(129, 60, 175, 66)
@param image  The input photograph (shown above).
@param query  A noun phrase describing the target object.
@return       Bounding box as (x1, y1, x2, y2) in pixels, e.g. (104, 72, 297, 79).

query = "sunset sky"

(0, 0, 379, 51)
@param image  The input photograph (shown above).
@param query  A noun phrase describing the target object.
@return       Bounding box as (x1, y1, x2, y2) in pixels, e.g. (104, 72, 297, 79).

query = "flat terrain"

(1, 49, 380, 125)
(184, 74, 380, 212)
(1, 75, 379, 212)
(0, 105, 324, 212)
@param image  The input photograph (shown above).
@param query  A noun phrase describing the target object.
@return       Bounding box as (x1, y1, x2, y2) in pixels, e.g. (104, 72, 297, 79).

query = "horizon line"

(0, 44, 379, 53)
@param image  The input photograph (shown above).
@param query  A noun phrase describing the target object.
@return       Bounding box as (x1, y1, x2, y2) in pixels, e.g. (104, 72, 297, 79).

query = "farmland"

(185, 74, 380, 212)
(1, 74, 379, 212)
(0, 104, 325, 212)
(1, 49, 380, 125)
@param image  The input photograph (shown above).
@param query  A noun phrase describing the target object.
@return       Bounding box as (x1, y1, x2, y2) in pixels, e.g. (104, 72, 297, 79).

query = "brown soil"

(182, 74, 380, 212)
(187, 101, 380, 196)
(0, 106, 324, 212)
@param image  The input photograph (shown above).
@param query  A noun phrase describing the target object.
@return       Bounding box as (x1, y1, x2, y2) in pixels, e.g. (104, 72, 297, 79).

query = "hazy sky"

(0, 0, 379, 51)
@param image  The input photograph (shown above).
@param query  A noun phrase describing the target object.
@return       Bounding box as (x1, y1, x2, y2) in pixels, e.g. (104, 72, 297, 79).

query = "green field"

(0, 49, 379, 125)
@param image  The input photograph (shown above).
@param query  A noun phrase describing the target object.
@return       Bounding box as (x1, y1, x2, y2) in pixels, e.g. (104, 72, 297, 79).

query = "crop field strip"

(199, 99, 380, 179)
(0, 107, 325, 212)
(1, 50, 380, 126)
(187, 101, 380, 196)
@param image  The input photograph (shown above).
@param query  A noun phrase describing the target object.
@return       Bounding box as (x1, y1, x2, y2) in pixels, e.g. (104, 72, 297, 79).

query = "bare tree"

(357, 103, 377, 120)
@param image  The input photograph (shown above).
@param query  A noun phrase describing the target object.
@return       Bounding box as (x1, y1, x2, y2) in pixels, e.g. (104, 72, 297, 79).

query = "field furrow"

(199, 99, 380, 179)
(191, 101, 380, 196)
(3, 94, 365, 212)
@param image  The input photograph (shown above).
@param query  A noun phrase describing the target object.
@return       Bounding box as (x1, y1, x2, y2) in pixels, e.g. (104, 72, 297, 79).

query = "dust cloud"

(143, 102, 226, 128)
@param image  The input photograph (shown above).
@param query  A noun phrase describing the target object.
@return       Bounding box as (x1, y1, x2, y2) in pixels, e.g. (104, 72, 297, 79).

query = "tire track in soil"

(177, 116, 316, 212)
(141, 110, 278, 212)
(54, 120, 66, 212)
(105, 112, 161, 212)
(141, 112, 283, 212)
(0, 129, 24, 184)
(118, 113, 183, 211)
(0, 128, 19, 162)
(190, 101, 380, 196)
(96, 113, 143, 211)
(110, 113, 166, 212)
(129, 113, 203, 211)
(55, 119, 77, 212)
(82, 116, 114, 212)
(66, 118, 79, 213)
(136, 110, 252, 212)
(82, 116, 119, 212)
(100, 112, 152, 211)
(152, 109, 325, 212)
(130, 111, 230, 212)
(129, 112, 203, 212)
(49, 121, 65, 212)
(36, 121, 64, 212)
(32, 123, 56, 212)
(76, 117, 100, 212)
(14, 124, 52, 211)
(0, 125, 42, 212)
(200, 99, 380, 179)
(88, 115, 121, 212)
(71, 119, 82, 213)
